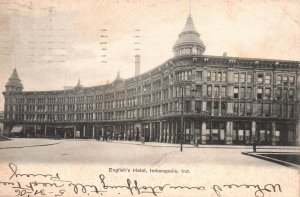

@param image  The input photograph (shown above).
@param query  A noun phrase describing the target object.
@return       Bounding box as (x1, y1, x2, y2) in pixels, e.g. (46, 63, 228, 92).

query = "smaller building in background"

(0, 111, 4, 134)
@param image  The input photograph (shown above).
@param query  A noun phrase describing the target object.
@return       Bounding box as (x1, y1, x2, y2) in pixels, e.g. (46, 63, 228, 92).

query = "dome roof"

(173, 15, 206, 56)
(5, 68, 23, 91)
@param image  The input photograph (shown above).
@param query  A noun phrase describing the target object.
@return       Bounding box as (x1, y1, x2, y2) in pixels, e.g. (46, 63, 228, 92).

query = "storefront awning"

(11, 125, 23, 133)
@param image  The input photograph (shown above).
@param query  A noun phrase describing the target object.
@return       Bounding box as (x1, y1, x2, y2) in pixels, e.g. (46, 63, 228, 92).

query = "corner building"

(3, 15, 300, 146)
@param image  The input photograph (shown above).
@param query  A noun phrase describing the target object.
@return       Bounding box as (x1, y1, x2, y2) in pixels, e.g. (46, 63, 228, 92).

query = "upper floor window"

(234, 73, 239, 83)
(221, 86, 226, 97)
(257, 74, 263, 83)
(257, 87, 263, 99)
(222, 72, 227, 82)
(234, 87, 239, 99)
(246, 87, 252, 99)
(276, 75, 282, 85)
(216, 72, 221, 82)
(214, 86, 219, 97)
(289, 89, 294, 100)
(282, 75, 288, 85)
(265, 88, 271, 99)
(195, 71, 202, 81)
(207, 85, 212, 97)
(247, 74, 252, 83)
(240, 73, 246, 83)
(265, 75, 271, 84)
(290, 76, 295, 86)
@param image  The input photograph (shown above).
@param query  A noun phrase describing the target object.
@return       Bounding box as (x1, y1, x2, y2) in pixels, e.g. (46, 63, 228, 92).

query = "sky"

(0, 0, 300, 111)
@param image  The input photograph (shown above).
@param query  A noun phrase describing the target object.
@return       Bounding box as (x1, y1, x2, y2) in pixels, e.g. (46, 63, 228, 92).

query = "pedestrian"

(252, 137, 257, 152)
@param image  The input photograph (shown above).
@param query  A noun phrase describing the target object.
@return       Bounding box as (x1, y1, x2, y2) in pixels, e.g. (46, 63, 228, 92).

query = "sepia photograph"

(0, 0, 299, 196)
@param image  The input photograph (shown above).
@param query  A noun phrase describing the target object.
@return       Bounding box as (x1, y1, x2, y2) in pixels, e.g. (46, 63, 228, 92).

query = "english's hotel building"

(3, 15, 300, 146)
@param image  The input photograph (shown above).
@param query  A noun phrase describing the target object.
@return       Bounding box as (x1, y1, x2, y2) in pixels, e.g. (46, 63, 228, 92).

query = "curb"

(0, 141, 61, 150)
(241, 152, 300, 169)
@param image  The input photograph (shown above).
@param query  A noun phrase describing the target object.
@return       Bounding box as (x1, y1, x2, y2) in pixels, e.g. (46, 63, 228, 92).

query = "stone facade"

(2, 15, 300, 145)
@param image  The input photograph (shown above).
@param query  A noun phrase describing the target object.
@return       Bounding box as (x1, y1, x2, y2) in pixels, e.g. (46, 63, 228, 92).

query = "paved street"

(0, 139, 299, 197)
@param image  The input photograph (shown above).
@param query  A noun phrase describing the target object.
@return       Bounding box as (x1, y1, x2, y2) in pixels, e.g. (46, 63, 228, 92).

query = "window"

(240, 87, 245, 99)
(207, 85, 212, 97)
(185, 85, 191, 96)
(234, 102, 239, 115)
(283, 88, 288, 100)
(264, 103, 271, 116)
(221, 86, 226, 97)
(283, 75, 288, 85)
(240, 73, 246, 83)
(290, 76, 295, 86)
(276, 88, 282, 100)
(211, 72, 216, 81)
(234, 73, 239, 83)
(246, 87, 252, 99)
(196, 85, 202, 97)
(207, 71, 211, 81)
(289, 89, 294, 100)
(265, 88, 271, 99)
(222, 72, 227, 82)
(196, 71, 202, 81)
(247, 74, 252, 83)
(257, 74, 263, 83)
(246, 103, 251, 116)
(195, 101, 201, 113)
(234, 87, 239, 99)
(289, 104, 294, 118)
(214, 101, 219, 115)
(221, 102, 226, 115)
(217, 72, 221, 82)
(257, 103, 263, 116)
(276, 75, 282, 85)
(214, 86, 219, 97)
(265, 75, 271, 84)
(257, 87, 263, 99)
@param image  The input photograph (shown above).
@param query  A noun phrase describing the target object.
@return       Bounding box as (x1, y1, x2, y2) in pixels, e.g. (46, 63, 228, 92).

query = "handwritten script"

(0, 163, 282, 197)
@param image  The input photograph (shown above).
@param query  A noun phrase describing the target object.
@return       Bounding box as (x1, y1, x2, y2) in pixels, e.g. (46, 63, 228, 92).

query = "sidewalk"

(108, 140, 300, 151)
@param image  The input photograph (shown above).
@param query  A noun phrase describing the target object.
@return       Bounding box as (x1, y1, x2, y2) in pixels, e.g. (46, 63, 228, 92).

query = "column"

(165, 121, 170, 143)
(201, 122, 206, 144)
(251, 121, 256, 139)
(44, 125, 47, 137)
(101, 126, 104, 138)
(123, 124, 128, 140)
(159, 121, 163, 142)
(191, 120, 195, 144)
(92, 125, 95, 139)
(226, 121, 233, 145)
(170, 121, 174, 143)
(34, 124, 37, 137)
(73, 125, 76, 139)
(54, 127, 57, 136)
(150, 122, 153, 141)
(83, 125, 86, 138)
(271, 122, 276, 145)
(296, 121, 300, 146)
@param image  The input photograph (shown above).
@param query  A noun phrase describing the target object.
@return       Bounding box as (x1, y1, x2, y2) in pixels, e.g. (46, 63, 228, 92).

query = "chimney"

(223, 52, 227, 57)
(135, 54, 140, 76)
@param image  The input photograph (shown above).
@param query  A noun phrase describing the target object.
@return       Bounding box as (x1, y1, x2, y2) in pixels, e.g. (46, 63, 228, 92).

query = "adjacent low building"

(2, 14, 300, 145)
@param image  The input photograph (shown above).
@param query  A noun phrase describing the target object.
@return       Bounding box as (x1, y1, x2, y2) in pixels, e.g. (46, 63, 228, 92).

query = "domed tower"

(173, 14, 206, 57)
(5, 68, 23, 92)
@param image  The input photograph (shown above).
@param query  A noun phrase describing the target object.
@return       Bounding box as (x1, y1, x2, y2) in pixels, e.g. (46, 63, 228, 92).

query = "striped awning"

(11, 125, 23, 133)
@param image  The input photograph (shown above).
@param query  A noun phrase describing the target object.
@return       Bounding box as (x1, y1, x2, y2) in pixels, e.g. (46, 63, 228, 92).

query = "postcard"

(0, 0, 299, 196)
